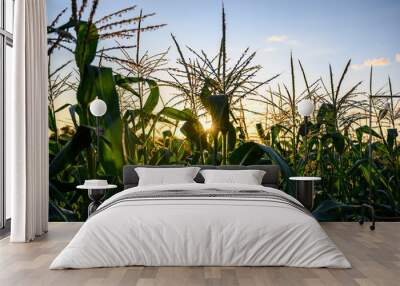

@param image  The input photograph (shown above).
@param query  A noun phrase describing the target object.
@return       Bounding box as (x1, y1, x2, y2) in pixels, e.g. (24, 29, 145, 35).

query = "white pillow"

(200, 169, 266, 185)
(135, 167, 201, 186)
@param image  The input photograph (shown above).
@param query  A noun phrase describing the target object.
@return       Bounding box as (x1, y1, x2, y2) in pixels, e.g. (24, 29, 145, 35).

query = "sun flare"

(199, 116, 213, 131)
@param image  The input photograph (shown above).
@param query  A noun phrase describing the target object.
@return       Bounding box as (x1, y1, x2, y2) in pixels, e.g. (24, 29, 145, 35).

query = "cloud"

(266, 35, 299, 47)
(396, 53, 400, 63)
(364, 58, 390, 66)
(351, 57, 390, 70)
(267, 35, 288, 43)
(263, 47, 276, 53)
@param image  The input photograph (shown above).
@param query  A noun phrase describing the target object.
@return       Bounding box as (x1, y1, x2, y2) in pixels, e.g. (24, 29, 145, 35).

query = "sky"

(47, 0, 400, 129)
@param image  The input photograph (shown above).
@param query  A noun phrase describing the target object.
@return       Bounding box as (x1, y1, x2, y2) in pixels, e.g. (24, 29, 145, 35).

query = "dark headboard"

(123, 165, 281, 189)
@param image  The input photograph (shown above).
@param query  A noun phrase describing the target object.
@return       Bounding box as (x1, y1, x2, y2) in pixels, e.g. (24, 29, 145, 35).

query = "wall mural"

(48, 1, 400, 221)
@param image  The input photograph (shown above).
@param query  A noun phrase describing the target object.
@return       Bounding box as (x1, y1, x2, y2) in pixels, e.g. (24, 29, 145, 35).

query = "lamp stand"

(95, 117, 100, 176)
(304, 116, 308, 162)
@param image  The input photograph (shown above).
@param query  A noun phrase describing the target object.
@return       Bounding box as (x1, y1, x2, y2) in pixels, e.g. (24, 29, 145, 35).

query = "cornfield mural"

(48, 1, 400, 221)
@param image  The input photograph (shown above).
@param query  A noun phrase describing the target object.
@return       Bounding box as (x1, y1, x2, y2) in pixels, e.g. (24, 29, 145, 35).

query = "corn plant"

(47, 0, 165, 220)
(164, 6, 278, 165)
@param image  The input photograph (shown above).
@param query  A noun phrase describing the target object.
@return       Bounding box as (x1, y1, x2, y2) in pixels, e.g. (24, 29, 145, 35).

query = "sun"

(199, 116, 213, 131)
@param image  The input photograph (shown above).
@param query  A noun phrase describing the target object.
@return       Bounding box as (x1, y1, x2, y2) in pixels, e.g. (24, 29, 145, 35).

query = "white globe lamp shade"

(90, 98, 107, 117)
(298, 99, 314, 117)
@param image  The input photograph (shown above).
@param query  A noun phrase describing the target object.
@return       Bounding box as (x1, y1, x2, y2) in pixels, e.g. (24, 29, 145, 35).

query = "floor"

(0, 222, 399, 286)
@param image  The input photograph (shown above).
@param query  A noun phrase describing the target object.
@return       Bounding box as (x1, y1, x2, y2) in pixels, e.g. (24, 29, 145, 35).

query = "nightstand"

(77, 184, 117, 216)
(289, 176, 321, 210)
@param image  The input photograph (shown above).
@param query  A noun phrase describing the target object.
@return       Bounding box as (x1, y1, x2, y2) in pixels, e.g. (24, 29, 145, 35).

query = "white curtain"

(8, 0, 49, 242)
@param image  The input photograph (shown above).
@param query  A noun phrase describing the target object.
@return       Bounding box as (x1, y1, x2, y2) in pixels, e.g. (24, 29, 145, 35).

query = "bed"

(50, 165, 350, 269)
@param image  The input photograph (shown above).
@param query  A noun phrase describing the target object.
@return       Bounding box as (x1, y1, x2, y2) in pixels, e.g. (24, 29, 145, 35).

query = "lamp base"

(87, 189, 106, 216)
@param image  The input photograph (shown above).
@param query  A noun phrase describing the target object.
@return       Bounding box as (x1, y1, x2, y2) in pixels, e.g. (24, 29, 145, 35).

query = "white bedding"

(50, 183, 351, 269)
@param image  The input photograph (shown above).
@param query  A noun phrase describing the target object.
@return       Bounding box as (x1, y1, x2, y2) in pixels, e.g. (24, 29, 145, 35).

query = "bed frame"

(123, 165, 281, 189)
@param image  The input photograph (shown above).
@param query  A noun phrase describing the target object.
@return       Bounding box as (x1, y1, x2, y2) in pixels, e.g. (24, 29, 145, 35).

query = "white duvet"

(50, 183, 351, 269)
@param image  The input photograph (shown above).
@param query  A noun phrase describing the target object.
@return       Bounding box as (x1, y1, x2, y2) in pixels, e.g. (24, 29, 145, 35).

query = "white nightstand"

(77, 184, 117, 215)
